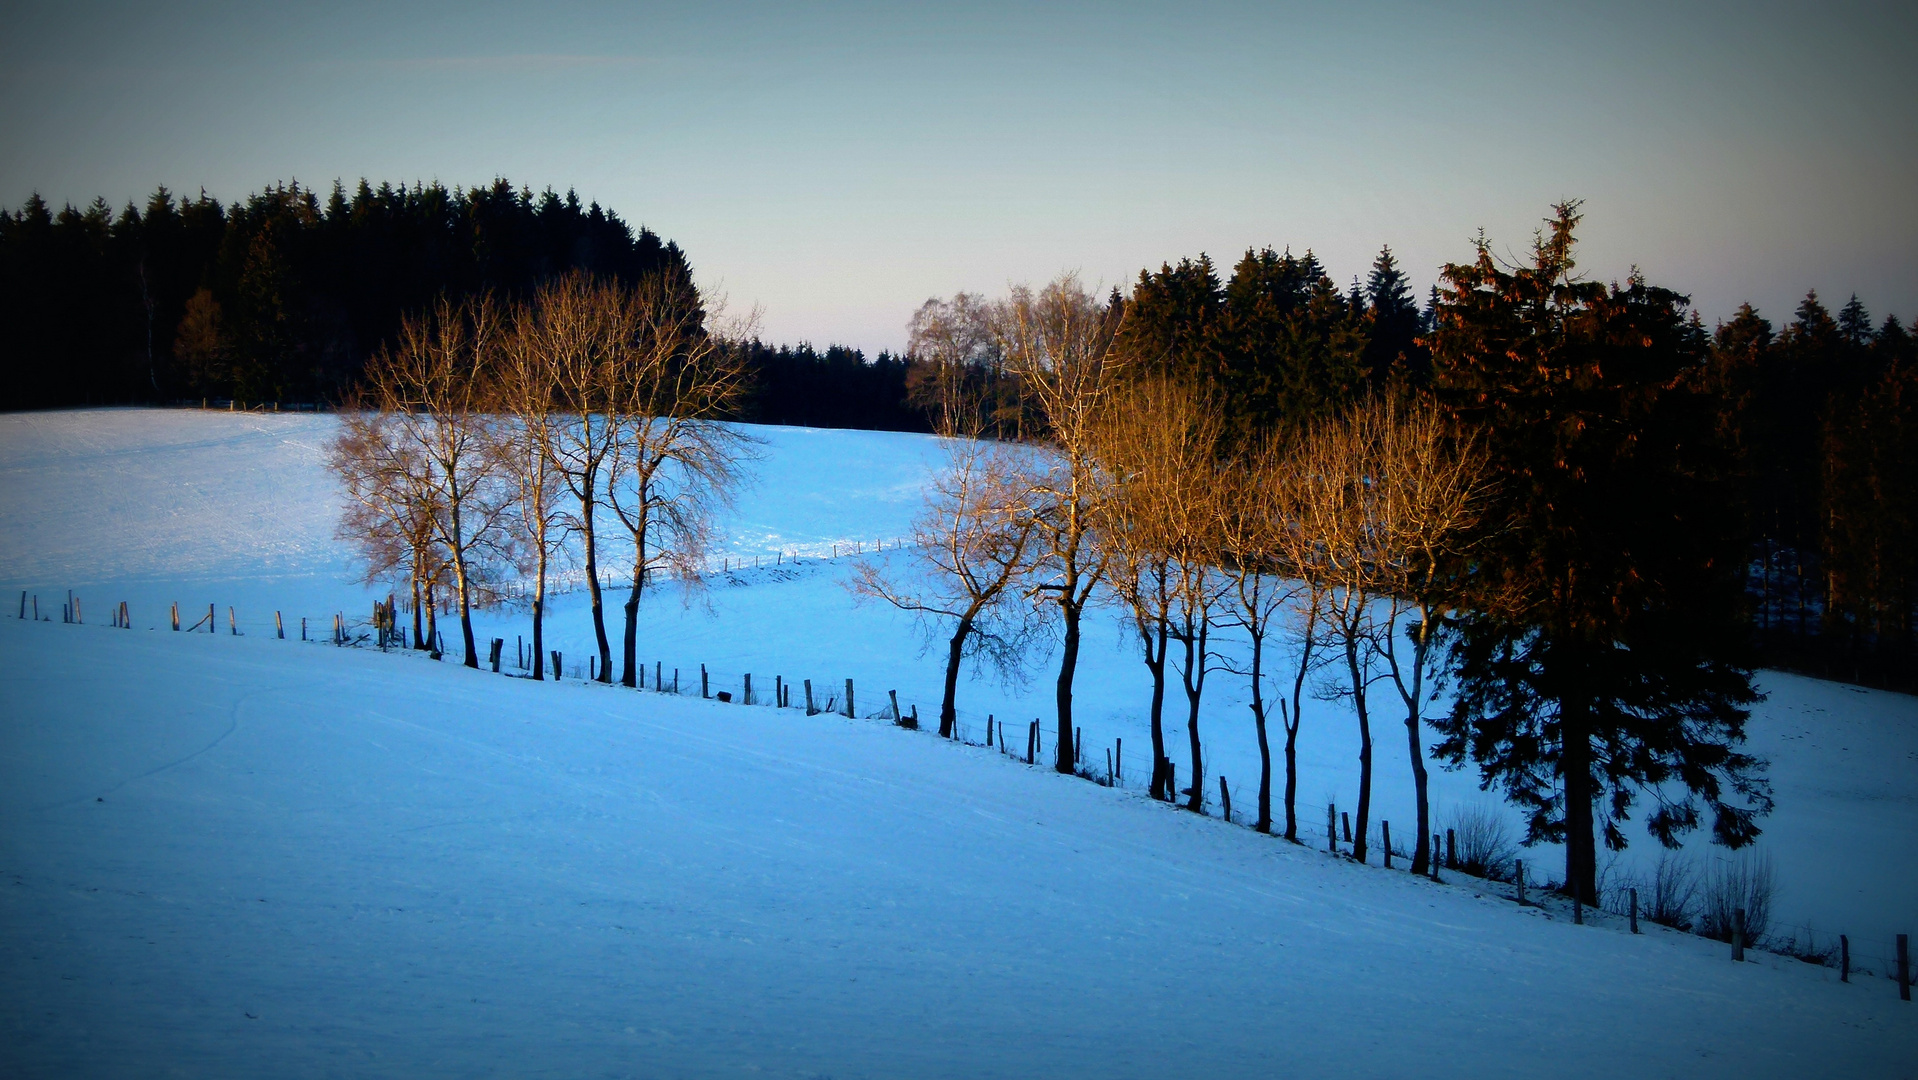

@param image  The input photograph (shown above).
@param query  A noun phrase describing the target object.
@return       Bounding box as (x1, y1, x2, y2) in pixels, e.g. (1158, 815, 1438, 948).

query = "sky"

(2, 0, 1912, 355)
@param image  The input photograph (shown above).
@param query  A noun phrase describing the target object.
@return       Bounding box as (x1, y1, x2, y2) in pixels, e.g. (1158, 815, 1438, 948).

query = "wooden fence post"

(1328, 804, 1337, 852)
(744, 673, 752, 705)
(776, 675, 783, 707)
(1382, 821, 1392, 869)
(551, 651, 562, 679)
(1107, 748, 1114, 786)
(656, 661, 663, 691)
(208, 604, 216, 633)
(1341, 812, 1352, 843)
(1841, 935, 1850, 983)
(172, 602, 179, 631)
(1900, 934, 1910, 1001)
(1115, 737, 1122, 784)
(845, 679, 855, 719)
(229, 606, 237, 635)
(276, 611, 284, 639)
(1733, 908, 1745, 961)
(1446, 828, 1456, 869)
(805, 679, 816, 715)
(890, 689, 901, 725)
(1026, 720, 1036, 765)
(1516, 860, 1526, 906)
(1630, 888, 1639, 934)
(1220, 777, 1231, 823)
(701, 665, 709, 699)
(489, 639, 503, 673)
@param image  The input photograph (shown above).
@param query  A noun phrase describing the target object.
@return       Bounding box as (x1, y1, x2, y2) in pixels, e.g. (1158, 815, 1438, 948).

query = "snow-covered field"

(3, 407, 1915, 1076)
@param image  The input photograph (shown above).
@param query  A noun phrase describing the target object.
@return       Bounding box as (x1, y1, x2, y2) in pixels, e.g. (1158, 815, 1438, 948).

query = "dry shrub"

(1697, 851, 1776, 945)
(1444, 803, 1517, 881)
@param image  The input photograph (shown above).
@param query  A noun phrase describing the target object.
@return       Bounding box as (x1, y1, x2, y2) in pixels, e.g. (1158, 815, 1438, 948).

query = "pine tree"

(1430, 203, 1771, 905)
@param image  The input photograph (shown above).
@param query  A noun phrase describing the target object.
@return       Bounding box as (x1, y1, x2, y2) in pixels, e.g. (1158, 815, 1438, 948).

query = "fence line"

(20, 586, 1912, 997)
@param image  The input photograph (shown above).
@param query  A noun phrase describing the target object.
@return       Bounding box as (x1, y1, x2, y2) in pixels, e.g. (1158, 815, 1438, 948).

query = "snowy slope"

(2, 407, 1914, 972)
(2, 615, 1911, 1078)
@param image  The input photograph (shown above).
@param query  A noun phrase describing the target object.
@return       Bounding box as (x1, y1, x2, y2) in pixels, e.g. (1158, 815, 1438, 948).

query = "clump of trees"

(327, 267, 751, 676)
(890, 206, 1794, 899)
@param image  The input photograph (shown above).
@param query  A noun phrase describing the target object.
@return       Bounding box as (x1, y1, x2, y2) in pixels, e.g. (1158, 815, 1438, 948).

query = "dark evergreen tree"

(1430, 203, 1771, 905)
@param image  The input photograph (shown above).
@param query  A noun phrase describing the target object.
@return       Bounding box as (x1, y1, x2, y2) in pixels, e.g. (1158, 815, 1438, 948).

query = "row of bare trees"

(872, 274, 1492, 873)
(328, 270, 752, 680)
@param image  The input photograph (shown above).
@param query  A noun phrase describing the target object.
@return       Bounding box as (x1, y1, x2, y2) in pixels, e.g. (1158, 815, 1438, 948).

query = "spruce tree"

(1430, 203, 1771, 905)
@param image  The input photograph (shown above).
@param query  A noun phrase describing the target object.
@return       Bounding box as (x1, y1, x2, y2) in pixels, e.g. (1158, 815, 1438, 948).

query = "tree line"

(869, 206, 1819, 906)
(0, 180, 937, 433)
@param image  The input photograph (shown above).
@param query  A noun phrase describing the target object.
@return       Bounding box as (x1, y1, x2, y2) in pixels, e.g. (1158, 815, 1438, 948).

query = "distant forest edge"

(1, 182, 1913, 688)
(0, 178, 921, 430)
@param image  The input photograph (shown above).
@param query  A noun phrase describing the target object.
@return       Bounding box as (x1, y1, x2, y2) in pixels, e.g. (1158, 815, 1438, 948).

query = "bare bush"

(1697, 851, 1775, 945)
(1635, 851, 1701, 931)
(1444, 803, 1517, 881)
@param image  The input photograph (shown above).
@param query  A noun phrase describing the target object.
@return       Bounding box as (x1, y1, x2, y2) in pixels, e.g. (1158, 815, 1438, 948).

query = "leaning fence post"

(1342, 812, 1352, 843)
(1733, 908, 1746, 961)
(890, 689, 901, 725)
(276, 611, 284, 639)
(229, 606, 237, 635)
(1899, 934, 1910, 1001)
(1219, 777, 1231, 822)
(1107, 748, 1114, 785)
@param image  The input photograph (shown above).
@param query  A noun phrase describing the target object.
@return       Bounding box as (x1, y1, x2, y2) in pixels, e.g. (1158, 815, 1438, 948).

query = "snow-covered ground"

(4, 614, 1913, 1078)
(2, 407, 1915, 1074)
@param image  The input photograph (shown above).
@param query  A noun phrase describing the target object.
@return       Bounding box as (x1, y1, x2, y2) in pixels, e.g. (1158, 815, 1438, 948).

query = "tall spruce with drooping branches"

(1429, 203, 1771, 905)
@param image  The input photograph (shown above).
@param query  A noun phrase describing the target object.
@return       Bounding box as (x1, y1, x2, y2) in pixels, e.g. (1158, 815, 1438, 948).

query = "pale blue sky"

(3, 0, 1911, 353)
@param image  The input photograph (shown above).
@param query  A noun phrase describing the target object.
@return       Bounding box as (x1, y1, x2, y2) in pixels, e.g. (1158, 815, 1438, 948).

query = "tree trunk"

(452, 549, 478, 669)
(1250, 622, 1272, 834)
(1563, 697, 1598, 905)
(622, 569, 641, 688)
(1181, 616, 1209, 813)
(1055, 597, 1080, 774)
(411, 571, 425, 651)
(940, 613, 973, 740)
(424, 579, 440, 658)
(1348, 635, 1372, 862)
(1147, 616, 1170, 800)
(531, 539, 547, 681)
(580, 492, 612, 683)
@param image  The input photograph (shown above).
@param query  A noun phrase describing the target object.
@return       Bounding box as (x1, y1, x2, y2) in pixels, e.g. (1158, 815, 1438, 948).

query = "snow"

(2, 407, 1915, 1074)
(3, 615, 1912, 1077)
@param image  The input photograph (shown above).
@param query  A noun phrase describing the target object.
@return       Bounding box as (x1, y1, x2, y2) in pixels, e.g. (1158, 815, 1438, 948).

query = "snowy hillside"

(3, 614, 1912, 1077)
(2, 407, 1915, 1075)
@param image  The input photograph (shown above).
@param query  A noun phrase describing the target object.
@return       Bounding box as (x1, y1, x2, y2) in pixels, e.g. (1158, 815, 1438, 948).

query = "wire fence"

(19, 582, 1916, 998)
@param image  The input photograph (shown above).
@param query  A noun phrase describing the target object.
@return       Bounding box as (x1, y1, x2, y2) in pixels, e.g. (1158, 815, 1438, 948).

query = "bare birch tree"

(1366, 396, 1494, 874)
(356, 294, 513, 668)
(496, 303, 568, 679)
(527, 271, 625, 682)
(329, 403, 446, 651)
(603, 268, 756, 688)
(853, 442, 1041, 736)
(1296, 403, 1387, 860)
(995, 274, 1124, 774)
